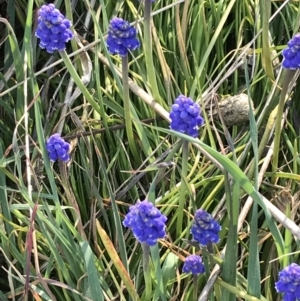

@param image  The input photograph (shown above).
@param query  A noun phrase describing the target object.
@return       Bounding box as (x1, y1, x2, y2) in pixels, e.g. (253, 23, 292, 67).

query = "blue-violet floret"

(169, 95, 204, 138)
(46, 133, 70, 162)
(191, 209, 221, 246)
(275, 263, 300, 301)
(106, 17, 140, 57)
(123, 200, 167, 246)
(282, 34, 300, 69)
(35, 4, 74, 53)
(182, 255, 205, 275)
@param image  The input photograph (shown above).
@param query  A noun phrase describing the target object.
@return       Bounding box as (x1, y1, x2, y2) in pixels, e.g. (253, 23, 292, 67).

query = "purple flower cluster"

(123, 200, 167, 246)
(46, 134, 70, 162)
(35, 4, 74, 53)
(275, 263, 300, 301)
(107, 17, 140, 57)
(169, 95, 204, 138)
(182, 255, 205, 275)
(282, 34, 300, 69)
(191, 209, 221, 246)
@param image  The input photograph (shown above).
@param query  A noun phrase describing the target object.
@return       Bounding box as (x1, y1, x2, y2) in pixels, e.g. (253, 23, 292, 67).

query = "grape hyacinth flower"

(191, 209, 221, 246)
(35, 4, 74, 53)
(182, 255, 205, 275)
(123, 200, 167, 246)
(46, 133, 70, 162)
(170, 95, 204, 138)
(106, 17, 140, 57)
(282, 34, 300, 69)
(275, 263, 300, 301)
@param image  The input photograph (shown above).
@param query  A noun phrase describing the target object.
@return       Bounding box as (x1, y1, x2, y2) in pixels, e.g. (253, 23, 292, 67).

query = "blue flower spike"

(35, 4, 74, 53)
(282, 34, 300, 69)
(191, 209, 221, 246)
(46, 134, 71, 162)
(107, 17, 140, 57)
(275, 263, 300, 301)
(123, 200, 167, 246)
(170, 95, 204, 138)
(182, 255, 205, 275)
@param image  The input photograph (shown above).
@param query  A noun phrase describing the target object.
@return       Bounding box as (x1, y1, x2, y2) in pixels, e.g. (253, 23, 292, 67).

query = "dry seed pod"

(210, 93, 255, 127)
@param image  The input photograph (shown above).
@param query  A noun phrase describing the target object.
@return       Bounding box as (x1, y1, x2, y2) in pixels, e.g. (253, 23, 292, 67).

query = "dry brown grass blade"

(96, 220, 141, 301)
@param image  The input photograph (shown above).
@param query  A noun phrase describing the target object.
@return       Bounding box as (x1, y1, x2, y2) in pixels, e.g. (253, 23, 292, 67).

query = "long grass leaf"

(96, 220, 141, 301)
(190, 0, 238, 97)
(154, 127, 285, 254)
(246, 67, 261, 296)
(80, 242, 104, 301)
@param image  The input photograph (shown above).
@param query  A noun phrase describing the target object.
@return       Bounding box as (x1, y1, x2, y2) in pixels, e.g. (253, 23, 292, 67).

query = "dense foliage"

(1, 0, 300, 300)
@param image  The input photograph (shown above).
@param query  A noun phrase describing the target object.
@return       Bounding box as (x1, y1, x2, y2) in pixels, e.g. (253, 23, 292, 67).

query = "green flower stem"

(144, 0, 162, 106)
(122, 55, 139, 159)
(142, 243, 152, 301)
(272, 70, 295, 183)
(206, 242, 213, 254)
(283, 205, 292, 268)
(59, 50, 101, 115)
(193, 275, 198, 301)
(176, 140, 188, 236)
(203, 245, 216, 301)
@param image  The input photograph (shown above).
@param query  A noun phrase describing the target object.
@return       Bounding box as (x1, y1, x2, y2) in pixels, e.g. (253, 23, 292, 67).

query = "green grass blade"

(190, 0, 238, 97)
(96, 220, 141, 301)
(80, 242, 104, 301)
(246, 57, 261, 298)
(222, 173, 238, 301)
(154, 127, 285, 255)
(151, 245, 167, 301)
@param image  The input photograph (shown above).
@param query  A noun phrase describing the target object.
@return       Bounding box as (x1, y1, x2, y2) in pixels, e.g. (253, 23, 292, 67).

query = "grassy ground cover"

(1, 0, 300, 300)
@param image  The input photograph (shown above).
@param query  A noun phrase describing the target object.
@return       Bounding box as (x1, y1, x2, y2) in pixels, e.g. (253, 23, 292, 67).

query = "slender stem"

(193, 275, 198, 301)
(176, 140, 188, 236)
(202, 247, 215, 301)
(283, 204, 292, 268)
(272, 70, 295, 183)
(144, 0, 162, 105)
(206, 242, 213, 254)
(142, 243, 152, 301)
(122, 55, 139, 160)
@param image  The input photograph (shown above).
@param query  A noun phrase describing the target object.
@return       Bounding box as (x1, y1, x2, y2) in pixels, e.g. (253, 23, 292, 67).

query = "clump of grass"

(0, 0, 300, 300)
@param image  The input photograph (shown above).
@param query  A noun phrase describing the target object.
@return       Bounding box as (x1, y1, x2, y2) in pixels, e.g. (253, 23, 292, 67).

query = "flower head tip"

(182, 255, 205, 275)
(123, 200, 167, 246)
(46, 133, 70, 162)
(106, 17, 140, 57)
(191, 209, 221, 246)
(169, 95, 204, 138)
(35, 4, 74, 53)
(275, 263, 300, 301)
(282, 34, 300, 69)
